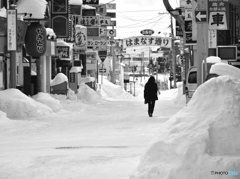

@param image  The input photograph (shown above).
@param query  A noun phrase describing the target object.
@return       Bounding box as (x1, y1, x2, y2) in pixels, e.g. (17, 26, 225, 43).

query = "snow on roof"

(210, 63, 240, 79)
(50, 73, 68, 86)
(0, 89, 53, 119)
(16, 0, 47, 19)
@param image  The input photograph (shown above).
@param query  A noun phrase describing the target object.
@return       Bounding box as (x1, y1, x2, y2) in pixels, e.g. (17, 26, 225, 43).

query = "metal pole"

(101, 63, 103, 85)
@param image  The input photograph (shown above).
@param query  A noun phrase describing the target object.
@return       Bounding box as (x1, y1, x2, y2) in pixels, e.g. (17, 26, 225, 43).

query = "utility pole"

(170, 15, 177, 88)
(197, 0, 208, 86)
(110, 26, 116, 84)
(8, 0, 17, 88)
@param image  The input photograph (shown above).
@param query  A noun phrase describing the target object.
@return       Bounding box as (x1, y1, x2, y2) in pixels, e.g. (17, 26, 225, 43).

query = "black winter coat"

(144, 76, 158, 102)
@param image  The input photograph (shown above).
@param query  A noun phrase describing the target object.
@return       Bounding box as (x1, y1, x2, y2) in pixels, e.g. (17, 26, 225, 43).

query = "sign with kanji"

(80, 15, 111, 26)
(56, 46, 70, 59)
(81, 16, 98, 26)
(98, 15, 111, 26)
(185, 9, 192, 20)
(195, 10, 207, 22)
(99, 27, 107, 36)
(7, 9, 17, 51)
(185, 20, 192, 32)
(107, 40, 116, 46)
(122, 36, 172, 48)
(208, 29, 217, 48)
(208, 0, 229, 30)
(185, 32, 197, 45)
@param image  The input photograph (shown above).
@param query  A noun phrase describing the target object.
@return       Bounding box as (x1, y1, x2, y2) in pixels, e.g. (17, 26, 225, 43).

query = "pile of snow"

(77, 83, 102, 102)
(68, 88, 78, 101)
(0, 110, 9, 122)
(210, 63, 240, 79)
(32, 92, 63, 112)
(130, 76, 240, 179)
(0, 89, 53, 119)
(100, 78, 134, 99)
(0, 7, 6, 17)
(51, 73, 68, 86)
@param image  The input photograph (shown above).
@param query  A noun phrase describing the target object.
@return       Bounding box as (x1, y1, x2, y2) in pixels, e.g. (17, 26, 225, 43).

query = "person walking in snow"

(144, 76, 159, 117)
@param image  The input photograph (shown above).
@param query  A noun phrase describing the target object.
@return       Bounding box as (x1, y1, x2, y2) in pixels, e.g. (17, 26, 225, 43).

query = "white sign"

(107, 29, 116, 37)
(99, 27, 107, 36)
(208, 29, 217, 48)
(185, 9, 192, 20)
(209, 12, 227, 30)
(7, 9, 17, 51)
(123, 36, 172, 48)
(87, 37, 107, 50)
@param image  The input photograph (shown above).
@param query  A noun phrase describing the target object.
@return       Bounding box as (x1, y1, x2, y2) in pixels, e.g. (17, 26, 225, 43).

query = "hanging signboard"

(7, 9, 17, 51)
(122, 36, 172, 48)
(98, 15, 111, 26)
(208, 29, 217, 48)
(73, 25, 87, 51)
(99, 26, 107, 36)
(106, 3, 116, 9)
(80, 15, 111, 26)
(87, 36, 107, 50)
(208, 0, 229, 30)
(57, 46, 70, 59)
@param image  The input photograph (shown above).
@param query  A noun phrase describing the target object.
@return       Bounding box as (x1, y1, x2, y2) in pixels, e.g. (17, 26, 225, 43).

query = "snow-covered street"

(0, 77, 184, 179)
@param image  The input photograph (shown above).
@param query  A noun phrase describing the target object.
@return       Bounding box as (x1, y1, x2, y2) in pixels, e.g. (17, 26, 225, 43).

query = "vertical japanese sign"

(73, 25, 87, 51)
(208, 29, 217, 48)
(7, 9, 17, 51)
(208, 0, 229, 30)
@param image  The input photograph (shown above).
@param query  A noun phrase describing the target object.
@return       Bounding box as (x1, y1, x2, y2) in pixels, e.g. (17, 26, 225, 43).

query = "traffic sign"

(195, 10, 207, 22)
(99, 68, 106, 73)
(99, 55, 107, 62)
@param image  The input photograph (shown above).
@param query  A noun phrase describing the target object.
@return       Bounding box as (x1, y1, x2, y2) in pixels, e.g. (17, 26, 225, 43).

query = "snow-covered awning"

(16, 0, 48, 20)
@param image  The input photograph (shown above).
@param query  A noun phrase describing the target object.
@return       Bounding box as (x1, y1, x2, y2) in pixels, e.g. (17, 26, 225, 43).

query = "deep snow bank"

(100, 78, 134, 99)
(130, 76, 240, 179)
(32, 92, 63, 112)
(0, 89, 53, 119)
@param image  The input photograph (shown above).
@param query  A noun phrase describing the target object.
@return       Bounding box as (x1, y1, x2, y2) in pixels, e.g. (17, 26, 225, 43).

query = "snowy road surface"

(0, 93, 184, 179)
